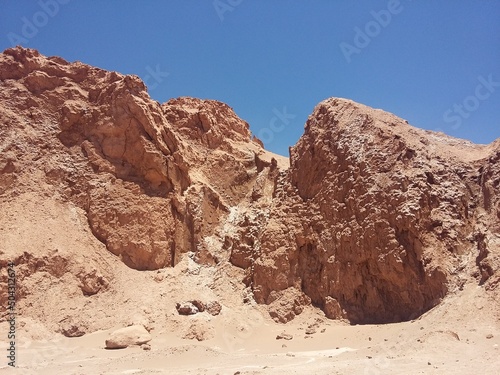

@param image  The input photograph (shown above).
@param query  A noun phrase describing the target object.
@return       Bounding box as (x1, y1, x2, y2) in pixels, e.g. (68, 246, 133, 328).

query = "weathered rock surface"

(251, 98, 500, 323)
(0, 47, 498, 330)
(105, 325, 152, 349)
(205, 301, 222, 316)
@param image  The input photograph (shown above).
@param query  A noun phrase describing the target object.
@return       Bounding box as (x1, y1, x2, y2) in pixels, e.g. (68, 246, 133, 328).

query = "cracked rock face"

(251, 98, 500, 323)
(0, 47, 498, 326)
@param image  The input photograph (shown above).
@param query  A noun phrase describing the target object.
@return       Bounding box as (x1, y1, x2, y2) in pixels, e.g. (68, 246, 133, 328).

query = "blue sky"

(1, 1, 499, 156)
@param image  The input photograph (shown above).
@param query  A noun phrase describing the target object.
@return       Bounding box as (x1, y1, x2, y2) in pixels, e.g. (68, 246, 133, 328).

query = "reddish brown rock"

(252, 98, 500, 323)
(0, 46, 275, 272)
(206, 301, 222, 316)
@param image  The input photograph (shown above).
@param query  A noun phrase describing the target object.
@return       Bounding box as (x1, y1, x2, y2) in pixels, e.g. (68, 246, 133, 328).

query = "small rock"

(486, 334, 494, 339)
(176, 302, 199, 315)
(206, 301, 222, 316)
(60, 323, 86, 338)
(305, 327, 316, 335)
(153, 272, 164, 282)
(276, 332, 293, 340)
(141, 344, 151, 351)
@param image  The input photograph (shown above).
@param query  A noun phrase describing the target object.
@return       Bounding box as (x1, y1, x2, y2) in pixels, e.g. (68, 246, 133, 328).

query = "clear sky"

(1, 1, 499, 156)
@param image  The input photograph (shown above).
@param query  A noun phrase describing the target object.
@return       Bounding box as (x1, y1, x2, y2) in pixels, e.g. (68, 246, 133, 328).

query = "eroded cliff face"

(0, 47, 498, 327)
(0, 47, 277, 273)
(252, 98, 500, 323)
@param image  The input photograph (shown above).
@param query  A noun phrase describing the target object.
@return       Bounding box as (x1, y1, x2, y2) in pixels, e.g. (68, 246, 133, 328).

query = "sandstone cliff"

(0, 47, 498, 333)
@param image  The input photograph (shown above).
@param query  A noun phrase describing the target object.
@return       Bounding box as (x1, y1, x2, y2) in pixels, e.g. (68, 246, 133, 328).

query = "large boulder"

(105, 325, 152, 349)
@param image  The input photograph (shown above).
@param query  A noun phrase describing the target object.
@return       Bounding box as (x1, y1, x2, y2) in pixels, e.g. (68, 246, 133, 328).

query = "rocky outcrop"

(251, 98, 500, 323)
(0, 47, 498, 328)
(474, 141, 500, 288)
(0, 46, 273, 272)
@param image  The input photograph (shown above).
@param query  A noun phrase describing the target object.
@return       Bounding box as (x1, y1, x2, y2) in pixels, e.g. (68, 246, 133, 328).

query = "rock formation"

(252, 99, 500, 323)
(0, 47, 498, 331)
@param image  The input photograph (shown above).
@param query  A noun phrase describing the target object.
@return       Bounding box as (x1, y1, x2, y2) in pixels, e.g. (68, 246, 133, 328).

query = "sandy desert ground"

(1, 278, 499, 375)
